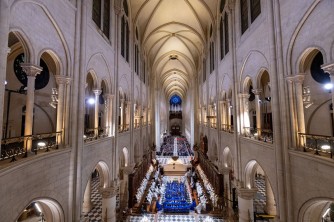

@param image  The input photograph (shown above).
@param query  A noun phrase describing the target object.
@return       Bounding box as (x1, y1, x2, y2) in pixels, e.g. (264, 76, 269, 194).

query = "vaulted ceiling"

(130, 0, 218, 100)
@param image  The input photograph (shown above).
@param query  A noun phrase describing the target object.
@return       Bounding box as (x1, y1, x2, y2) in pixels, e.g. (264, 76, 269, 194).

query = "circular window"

(13, 53, 50, 90)
(310, 52, 329, 84)
(170, 95, 181, 105)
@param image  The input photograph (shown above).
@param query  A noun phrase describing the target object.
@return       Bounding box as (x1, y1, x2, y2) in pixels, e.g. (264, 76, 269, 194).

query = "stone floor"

(82, 176, 102, 222)
(128, 213, 224, 222)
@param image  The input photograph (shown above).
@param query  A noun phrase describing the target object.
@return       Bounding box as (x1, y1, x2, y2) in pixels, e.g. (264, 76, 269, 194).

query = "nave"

(127, 136, 225, 222)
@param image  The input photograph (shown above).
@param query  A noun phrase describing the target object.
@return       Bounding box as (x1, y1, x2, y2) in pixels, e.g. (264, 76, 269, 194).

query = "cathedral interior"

(0, 0, 334, 221)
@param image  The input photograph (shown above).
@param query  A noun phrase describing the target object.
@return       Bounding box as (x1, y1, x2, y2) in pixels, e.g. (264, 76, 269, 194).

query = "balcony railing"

(0, 131, 62, 162)
(221, 124, 234, 133)
(118, 124, 130, 133)
(210, 122, 217, 129)
(243, 127, 273, 144)
(298, 133, 334, 158)
(84, 127, 108, 142)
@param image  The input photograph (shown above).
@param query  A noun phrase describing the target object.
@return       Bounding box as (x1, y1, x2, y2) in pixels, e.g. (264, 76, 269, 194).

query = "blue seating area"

(163, 181, 192, 213)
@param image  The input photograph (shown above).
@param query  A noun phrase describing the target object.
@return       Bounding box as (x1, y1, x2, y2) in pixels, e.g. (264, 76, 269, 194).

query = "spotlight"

(321, 145, 330, 150)
(37, 142, 46, 147)
(87, 98, 95, 105)
(5, 80, 7, 85)
(324, 83, 333, 90)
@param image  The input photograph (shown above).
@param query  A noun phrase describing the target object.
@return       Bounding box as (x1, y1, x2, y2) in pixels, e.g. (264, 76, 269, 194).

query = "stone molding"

(21, 63, 43, 77)
(237, 187, 258, 200)
(93, 89, 102, 96)
(322, 62, 334, 75)
(99, 186, 117, 198)
(55, 75, 67, 85)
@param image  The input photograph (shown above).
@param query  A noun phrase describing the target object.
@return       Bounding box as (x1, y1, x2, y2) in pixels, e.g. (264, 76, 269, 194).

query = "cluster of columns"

(286, 74, 306, 147)
(238, 93, 250, 134)
(20, 63, 72, 152)
(219, 99, 232, 130)
(82, 178, 118, 222)
(286, 62, 334, 148)
(86, 89, 114, 138)
(118, 99, 132, 132)
(237, 176, 276, 222)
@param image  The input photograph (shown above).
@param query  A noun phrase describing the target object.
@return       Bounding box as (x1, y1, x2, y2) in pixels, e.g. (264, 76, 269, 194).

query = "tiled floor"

(128, 214, 224, 222)
(254, 176, 266, 213)
(82, 176, 102, 222)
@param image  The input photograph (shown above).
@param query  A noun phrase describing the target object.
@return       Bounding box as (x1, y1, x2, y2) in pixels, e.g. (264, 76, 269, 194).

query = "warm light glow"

(87, 98, 95, 105)
(321, 145, 331, 150)
(37, 142, 46, 147)
(323, 208, 330, 218)
(83, 135, 87, 139)
(35, 203, 42, 213)
(5, 80, 7, 85)
(324, 83, 333, 90)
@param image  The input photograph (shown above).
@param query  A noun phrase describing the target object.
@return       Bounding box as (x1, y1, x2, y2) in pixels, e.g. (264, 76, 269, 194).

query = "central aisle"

(129, 213, 224, 222)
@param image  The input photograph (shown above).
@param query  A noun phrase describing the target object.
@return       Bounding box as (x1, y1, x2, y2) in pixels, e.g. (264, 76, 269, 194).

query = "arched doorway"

(16, 198, 64, 222)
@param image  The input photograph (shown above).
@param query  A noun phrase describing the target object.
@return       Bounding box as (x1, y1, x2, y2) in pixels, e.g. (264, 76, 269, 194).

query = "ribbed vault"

(131, 0, 217, 100)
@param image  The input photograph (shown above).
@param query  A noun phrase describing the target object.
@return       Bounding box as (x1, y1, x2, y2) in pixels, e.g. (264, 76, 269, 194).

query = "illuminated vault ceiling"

(130, 0, 217, 100)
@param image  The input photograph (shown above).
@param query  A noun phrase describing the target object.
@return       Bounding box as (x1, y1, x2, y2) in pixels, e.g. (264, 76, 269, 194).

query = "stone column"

(220, 101, 225, 129)
(322, 63, 334, 129)
(64, 78, 71, 146)
(21, 64, 42, 153)
(55, 75, 66, 147)
(82, 177, 93, 213)
(227, 99, 231, 127)
(105, 94, 114, 137)
(120, 99, 124, 131)
(103, 94, 110, 136)
(239, 93, 250, 135)
(100, 186, 117, 222)
(221, 167, 232, 206)
(285, 76, 297, 147)
(264, 176, 276, 215)
(293, 74, 306, 146)
(252, 89, 262, 138)
(237, 187, 258, 222)
(93, 89, 102, 137)
(125, 100, 131, 131)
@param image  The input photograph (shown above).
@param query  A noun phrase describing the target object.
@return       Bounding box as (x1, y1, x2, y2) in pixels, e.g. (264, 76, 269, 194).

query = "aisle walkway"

(129, 213, 224, 222)
(82, 176, 102, 222)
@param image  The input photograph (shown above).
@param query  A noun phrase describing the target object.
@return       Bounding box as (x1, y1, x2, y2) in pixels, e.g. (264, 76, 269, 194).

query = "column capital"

(93, 89, 102, 96)
(220, 167, 232, 175)
(122, 166, 133, 175)
(321, 62, 334, 75)
(252, 89, 262, 95)
(114, 0, 122, 15)
(55, 75, 67, 85)
(65, 77, 72, 85)
(237, 187, 258, 200)
(239, 93, 250, 99)
(21, 63, 43, 77)
(293, 73, 306, 84)
(99, 186, 117, 198)
(104, 94, 114, 100)
(227, 0, 235, 11)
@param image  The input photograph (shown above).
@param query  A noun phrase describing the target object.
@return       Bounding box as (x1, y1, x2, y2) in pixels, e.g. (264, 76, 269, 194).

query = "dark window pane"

(92, 0, 102, 27)
(103, 0, 110, 38)
(240, 0, 248, 34)
(220, 0, 226, 13)
(220, 18, 224, 60)
(121, 16, 125, 57)
(126, 22, 129, 62)
(250, 0, 261, 22)
(123, 0, 128, 16)
(224, 13, 229, 54)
